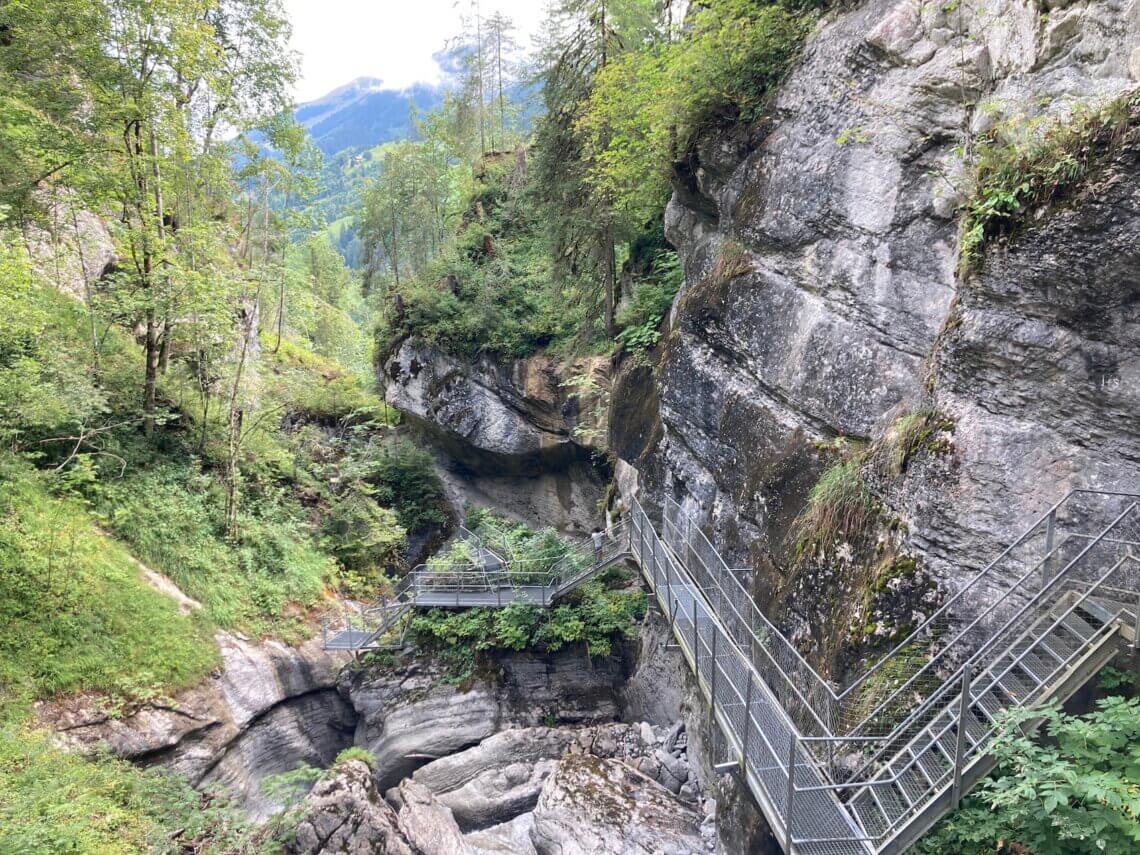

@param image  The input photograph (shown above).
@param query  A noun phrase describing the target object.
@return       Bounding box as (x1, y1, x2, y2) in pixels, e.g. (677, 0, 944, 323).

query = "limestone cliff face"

(613, 0, 1140, 669)
(385, 339, 612, 534)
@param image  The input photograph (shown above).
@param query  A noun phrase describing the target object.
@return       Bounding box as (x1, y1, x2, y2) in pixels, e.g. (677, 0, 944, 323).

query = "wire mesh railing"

(635, 491, 1139, 853)
(325, 486, 1135, 852)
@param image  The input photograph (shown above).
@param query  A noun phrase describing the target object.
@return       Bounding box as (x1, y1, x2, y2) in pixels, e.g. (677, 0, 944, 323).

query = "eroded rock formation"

(40, 632, 353, 818)
(384, 339, 611, 534)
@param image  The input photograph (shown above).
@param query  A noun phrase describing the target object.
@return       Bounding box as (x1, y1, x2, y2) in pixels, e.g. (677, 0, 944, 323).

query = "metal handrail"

(792, 519, 1139, 850)
(838, 489, 1140, 702)
(324, 486, 1137, 854)
(807, 551, 1137, 848)
(839, 504, 1137, 783)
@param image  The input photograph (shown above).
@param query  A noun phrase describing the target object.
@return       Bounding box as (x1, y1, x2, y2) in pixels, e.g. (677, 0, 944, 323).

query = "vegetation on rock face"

(364, 1, 819, 365)
(960, 90, 1140, 268)
(793, 455, 876, 561)
(920, 697, 1140, 855)
(578, 0, 818, 227)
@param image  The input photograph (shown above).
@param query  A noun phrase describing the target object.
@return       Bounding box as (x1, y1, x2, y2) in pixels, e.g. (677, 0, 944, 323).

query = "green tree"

(532, 0, 660, 338)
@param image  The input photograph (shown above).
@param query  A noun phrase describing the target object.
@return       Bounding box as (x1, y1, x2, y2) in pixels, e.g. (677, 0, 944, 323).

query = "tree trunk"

(70, 203, 101, 375)
(158, 318, 171, 373)
(602, 223, 616, 338)
(476, 0, 486, 154)
(391, 209, 401, 288)
(497, 27, 505, 144)
(143, 309, 158, 435)
(273, 190, 289, 354)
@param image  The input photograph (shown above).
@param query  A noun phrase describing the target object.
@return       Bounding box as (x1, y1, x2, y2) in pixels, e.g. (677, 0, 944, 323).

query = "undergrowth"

(0, 726, 255, 854)
(919, 697, 1140, 854)
(0, 458, 217, 717)
(960, 90, 1140, 269)
(410, 511, 646, 680)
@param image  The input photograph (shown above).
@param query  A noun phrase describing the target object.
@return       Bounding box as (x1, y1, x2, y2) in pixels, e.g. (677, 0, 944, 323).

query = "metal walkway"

(324, 489, 1140, 853)
(321, 521, 632, 651)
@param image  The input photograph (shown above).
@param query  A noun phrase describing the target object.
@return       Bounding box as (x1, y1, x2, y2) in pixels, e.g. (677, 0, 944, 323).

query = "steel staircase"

(322, 487, 1140, 853)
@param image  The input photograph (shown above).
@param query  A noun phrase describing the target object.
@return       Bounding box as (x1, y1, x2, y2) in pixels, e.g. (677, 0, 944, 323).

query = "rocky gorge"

(16, 1, 1140, 853)
(371, 0, 1140, 847)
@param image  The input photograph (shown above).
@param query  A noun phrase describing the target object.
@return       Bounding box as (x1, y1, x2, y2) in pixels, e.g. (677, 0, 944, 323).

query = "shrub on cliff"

(578, 0, 818, 226)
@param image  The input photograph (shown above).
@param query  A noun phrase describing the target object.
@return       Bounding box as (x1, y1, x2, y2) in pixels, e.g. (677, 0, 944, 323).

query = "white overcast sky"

(284, 1, 548, 102)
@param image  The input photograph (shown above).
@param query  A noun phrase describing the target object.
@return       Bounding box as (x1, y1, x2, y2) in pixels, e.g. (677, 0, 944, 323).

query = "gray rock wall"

(616, 0, 1140, 669)
(385, 339, 613, 534)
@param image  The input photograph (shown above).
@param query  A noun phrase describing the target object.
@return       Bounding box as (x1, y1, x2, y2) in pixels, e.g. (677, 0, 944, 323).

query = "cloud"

(284, 0, 548, 103)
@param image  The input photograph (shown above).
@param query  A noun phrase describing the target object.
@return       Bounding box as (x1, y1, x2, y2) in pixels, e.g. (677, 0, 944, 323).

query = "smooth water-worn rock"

(343, 648, 625, 790)
(530, 754, 707, 855)
(40, 631, 352, 816)
(409, 720, 703, 833)
(464, 813, 539, 855)
(394, 779, 473, 854)
(411, 727, 576, 830)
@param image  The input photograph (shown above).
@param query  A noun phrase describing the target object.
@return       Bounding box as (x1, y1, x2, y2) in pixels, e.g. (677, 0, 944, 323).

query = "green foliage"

(92, 461, 332, 641)
(0, 725, 255, 854)
(0, 458, 216, 714)
(410, 513, 645, 679)
(358, 439, 448, 531)
(794, 456, 876, 559)
(0, 245, 113, 447)
(380, 154, 585, 360)
(871, 407, 954, 478)
(333, 746, 376, 768)
(263, 336, 393, 425)
(961, 92, 1140, 268)
(578, 0, 817, 224)
(919, 697, 1140, 855)
(1098, 664, 1140, 694)
(321, 490, 405, 597)
(410, 578, 645, 680)
(615, 250, 683, 360)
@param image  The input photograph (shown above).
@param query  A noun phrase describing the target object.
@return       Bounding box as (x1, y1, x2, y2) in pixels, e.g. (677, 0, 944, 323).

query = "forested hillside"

(0, 0, 449, 848)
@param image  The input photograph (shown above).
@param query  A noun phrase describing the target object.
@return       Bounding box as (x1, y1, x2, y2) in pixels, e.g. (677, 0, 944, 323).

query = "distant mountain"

(296, 77, 444, 157)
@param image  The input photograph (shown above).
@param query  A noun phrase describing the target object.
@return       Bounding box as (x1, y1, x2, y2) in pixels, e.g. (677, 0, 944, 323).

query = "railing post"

(951, 666, 972, 810)
(1132, 596, 1140, 654)
(785, 733, 798, 854)
(709, 628, 718, 721)
(692, 594, 700, 669)
(742, 676, 753, 776)
(1042, 509, 1056, 591)
(825, 698, 834, 772)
